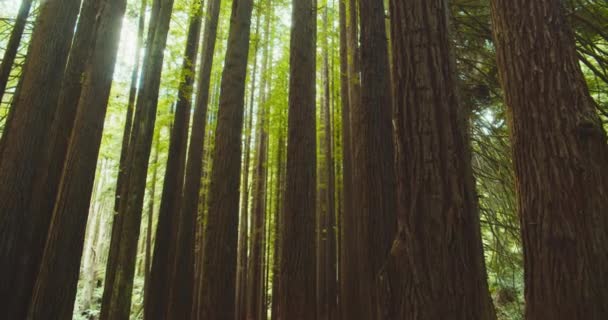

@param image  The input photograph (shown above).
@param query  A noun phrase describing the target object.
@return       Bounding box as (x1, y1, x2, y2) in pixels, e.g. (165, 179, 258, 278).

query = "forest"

(0, 0, 607, 319)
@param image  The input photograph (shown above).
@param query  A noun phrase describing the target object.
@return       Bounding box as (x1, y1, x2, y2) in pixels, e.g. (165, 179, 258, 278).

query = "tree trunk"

(142, 131, 160, 313)
(198, 0, 255, 317)
(490, 0, 608, 319)
(351, 0, 396, 317)
(0, 1, 82, 318)
(100, 0, 175, 318)
(25, 0, 127, 317)
(278, 0, 317, 317)
(246, 5, 271, 319)
(339, 1, 360, 318)
(145, 3, 202, 319)
(388, 0, 496, 319)
(270, 134, 284, 320)
(114, 0, 147, 213)
(0, 0, 33, 99)
(337, 1, 351, 319)
(236, 10, 261, 319)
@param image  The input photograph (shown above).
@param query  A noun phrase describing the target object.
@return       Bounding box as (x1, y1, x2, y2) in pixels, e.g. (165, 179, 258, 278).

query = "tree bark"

(0, 1, 82, 318)
(145, 2, 202, 319)
(352, 0, 396, 317)
(388, 0, 496, 319)
(142, 131, 160, 313)
(25, 0, 127, 317)
(490, 0, 608, 319)
(278, 0, 317, 317)
(100, 0, 175, 318)
(198, 0, 255, 317)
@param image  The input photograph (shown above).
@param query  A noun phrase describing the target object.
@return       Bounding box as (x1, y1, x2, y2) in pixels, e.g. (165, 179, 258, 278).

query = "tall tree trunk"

(0, 0, 33, 99)
(246, 5, 271, 319)
(352, 0, 396, 317)
(278, 0, 317, 317)
(339, 1, 359, 318)
(198, 0, 255, 317)
(236, 10, 261, 319)
(490, 0, 608, 319)
(0, 1, 82, 318)
(337, 1, 351, 319)
(145, 3, 202, 319)
(25, 0, 127, 317)
(319, 2, 337, 318)
(387, 1, 496, 319)
(114, 0, 148, 213)
(100, 0, 175, 318)
(270, 134, 284, 320)
(142, 132, 160, 313)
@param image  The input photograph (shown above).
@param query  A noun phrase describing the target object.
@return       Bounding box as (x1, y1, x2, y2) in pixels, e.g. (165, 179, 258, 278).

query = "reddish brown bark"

(25, 1, 127, 317)
(491, 0, 608, 319)
(388, 0, 496, 319)
(145, 3, 202, 319)
(0, 1, 82, 318)
(198, 0, 255, 317)
(278, 0, 317, 317)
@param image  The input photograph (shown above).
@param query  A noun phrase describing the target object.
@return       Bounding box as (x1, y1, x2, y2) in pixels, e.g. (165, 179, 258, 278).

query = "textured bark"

(145, 3, 202, 319)
(114, 0, 147, 213)
(490, 1, 608, 319)
(25, 0, 127, 317)
(0, 1, 81, 318)
(278, 0, 317, 317)
(351, 0, 396, 318)
(388, 1, 496, 319)
(198, 0, 254, 317)
(0, 0, 33, 99)
(100, 0, 175, 318)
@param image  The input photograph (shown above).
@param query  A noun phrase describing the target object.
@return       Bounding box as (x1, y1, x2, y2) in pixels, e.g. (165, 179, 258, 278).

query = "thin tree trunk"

(0, 0, 33, 99)
(198, 0, 255, 317)
(100, 0, 175, 318)
(25, 0, 127, 317)
(278, 0, 317, 317)
(236, 10, 261, 319)
(0, 1, 82, 318)
(491, 0, 608, 319)
(387, 1, 496, 319)
(145, 3, 202, 319)
(114, 0, 148, 213)
(142, 132, 160, 313)
(270, 133, 284, 320)
(323, 3, 337, 316)
(246, 5, 271, 319)
(339, 0, 359, 318)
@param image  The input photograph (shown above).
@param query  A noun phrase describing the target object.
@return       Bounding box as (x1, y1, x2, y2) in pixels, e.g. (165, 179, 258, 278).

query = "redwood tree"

(0, 1, 82, 318)
(198, 0, 255, 317)
(278, 0, 317, 317)
(491, 0, 608, 318)
(388, 0, 496, 319)
(25, 0, 127, 316)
